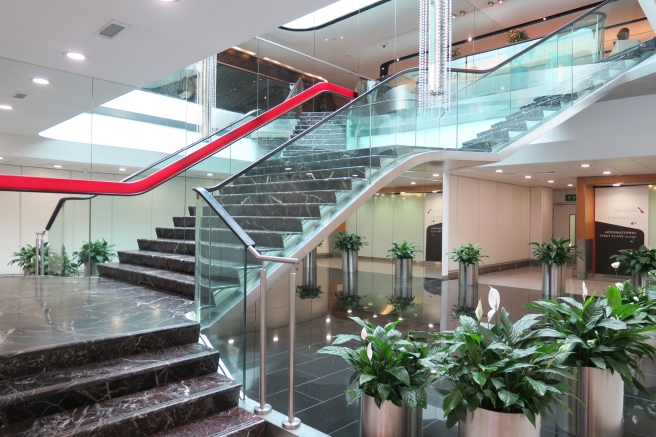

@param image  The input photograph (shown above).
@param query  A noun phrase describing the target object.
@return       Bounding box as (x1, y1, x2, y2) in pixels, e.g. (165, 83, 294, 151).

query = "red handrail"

(0, 83, 356, 195)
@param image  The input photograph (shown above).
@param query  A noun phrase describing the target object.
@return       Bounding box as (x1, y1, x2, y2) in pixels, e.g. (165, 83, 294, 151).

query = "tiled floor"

(213, 259, 656, 436)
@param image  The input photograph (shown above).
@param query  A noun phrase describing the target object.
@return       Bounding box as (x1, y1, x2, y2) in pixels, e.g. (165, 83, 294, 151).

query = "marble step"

(152, 406, 265, 437)
(138, 238, 195, 256)
(460, 140, 497, 152)
(505, 108, 544, 122)
(0, 322, 199, 382)
(255, 148, 383, 168)
(476, 129, 510, 141)
(245, 155, 381, 176)
(232, 167, 366, 186)
(197, 243, 281, 265)
(194, 203, 322, 219)
(215, 190, 337, 206)
(219, 178, 353, 195)
(0, 344, 219, 427)
(200, 215, 306, 233)
(118, 250, 195, 274)
(1, 373, 241, 437)
(197, 228, 285, 250)
(97, 263, 197, 299)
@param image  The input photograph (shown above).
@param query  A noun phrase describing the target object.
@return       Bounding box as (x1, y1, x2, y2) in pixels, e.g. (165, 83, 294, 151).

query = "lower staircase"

(0, 312, 264, 436)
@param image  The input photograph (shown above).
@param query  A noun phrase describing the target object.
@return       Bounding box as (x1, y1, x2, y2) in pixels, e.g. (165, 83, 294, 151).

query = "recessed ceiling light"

(159, 0, 179, 2)
(64, 52, 86, 61)
(603, 171, 611, 175)
(400, 192, 406, 194)
(428, 323, 434, 328)
(495, 169, 503, 173)
(207, 173, 213, 176)
(567, 184, 574, 187)
(580, 164, 590, 168)
(468, 37, 472, 42)
(543, 17, 546, 20)
(432, 190, 438, 193)
(228, 339, 234, 344)
(118, 168, 126, 172)
(0, 104, 13, 110)
(612, 183, 621, 187)
(375, 193, 380, 196)
(548, 180, 554, 183)
(53, 164, 62, 169)
(0, 156, 3, 160)
(525, 175, 532, 179)
(326, 318, 330, 322)
(273, 336, 279, 342)
(433, 173, 439, 177)
(31, 78, 50, 85)
(285, 167, 292, 171)
(410, 181, 416, 185)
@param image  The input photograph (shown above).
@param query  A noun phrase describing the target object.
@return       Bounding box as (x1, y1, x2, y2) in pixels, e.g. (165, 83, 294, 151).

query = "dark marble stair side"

(97, 263, 196, 299)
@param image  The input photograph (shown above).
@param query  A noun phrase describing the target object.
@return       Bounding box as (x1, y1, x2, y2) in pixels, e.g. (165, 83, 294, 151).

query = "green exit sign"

(565, 194, 577, 202)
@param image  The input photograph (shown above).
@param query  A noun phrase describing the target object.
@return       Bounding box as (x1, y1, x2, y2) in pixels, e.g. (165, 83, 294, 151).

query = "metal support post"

(282, 268, 301, 430)
(254, 262, 272, 416)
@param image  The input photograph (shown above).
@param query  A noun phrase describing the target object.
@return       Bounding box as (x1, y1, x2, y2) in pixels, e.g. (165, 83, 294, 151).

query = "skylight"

(283, 0, 382, 30)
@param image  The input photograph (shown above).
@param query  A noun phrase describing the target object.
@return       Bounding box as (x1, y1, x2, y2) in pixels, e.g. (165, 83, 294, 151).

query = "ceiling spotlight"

(488, 1, 494, 6)
(159, 0, 179, 2)
(326, 318, 330, 322)
(64, 52, 86, 61)
(410, 181, 416, 185)
(567, 184, 574, 187)
(580, 164, 590, 168)
(603, 171, 611, 175)
(468, 37, 472, 42)
(373, 314, 378, 318)
(375, 193, 380, 196)
(228, 339, 234, 344)
(432, 190, 438, 193)
(207, 173, 214, 176)
(31, 78, 50, 85)
(0, 104, 13, 110)
(432, 173, 439, 177)
(543, 17, 547, 20)
(53, 164, 62, 169)
(460, 10, 466, 16)
(498, 0, 503, 3)
(284, 167, 292, 171)
(612, 183, 621, 187)
(273, 336, 279, 342)
(428, 323, 434, 328)
(548, 180, 554, 183)
(400, 191, 406, 194)
(495, 169, 503, 173)
(347, 309, 352, 313)
(118, 168, 126, 172)
(326, 335, 332, 340)
(525, 175, 532, 179)
(452, 14, 456, 19)
(0, 156, 3, 160)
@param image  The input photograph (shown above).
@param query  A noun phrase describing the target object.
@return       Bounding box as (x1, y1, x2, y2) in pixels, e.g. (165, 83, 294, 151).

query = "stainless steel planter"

(84, 262, 99, 277)
(459, 408, 540, 437)
(394, 258, 413, 280)
(541, 263, 565, 299)
(360, 395, 422, 437)
(342, 250, 358, 295)
(458, 263, 479, 287)
(631, 271, 648, 290)
(302, 248, 317, 287)
(556, 366, 624, 437)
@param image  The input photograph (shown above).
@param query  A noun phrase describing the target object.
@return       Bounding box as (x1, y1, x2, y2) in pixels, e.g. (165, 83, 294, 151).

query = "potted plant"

(296, 285, 323, 300)
(49, 245, 80, 277)
(334, 232, 368, 289)
(611, 245, 656, 290)
(75, 239, 116, 277)
(526, 286, 656, 437)
(507, 28, 529, 44)
(387, 241, 422, 281)
(387, 295, 417, 313)
(334, 292, 366, 311)
(8, 243, 49, 275)
(317, 317, 439, 437)
(449, 243, 487, 287)
(431, 301, 574, 436)
(529, 238, 580, 298)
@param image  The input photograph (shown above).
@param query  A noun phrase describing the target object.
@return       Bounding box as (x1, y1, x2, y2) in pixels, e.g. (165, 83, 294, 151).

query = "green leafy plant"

(49, 245, 80, 277)
(450, 304, 477, 321)
(611, 245, 656, 275)
(431, 307, 575, 429)
(296, 285, 323, 300)
(334, 292, 366, 310)
(74, 239, 117, 265)
(387, 295, 417, 313)
(529, 238, 580, 266)
(449, 243, 487, 266)
(451, 47, 461, 59)
(8, 243, 49, 274)
(526, 286, 656, 396)
(507, 28, 529, 44)
(387, 241, 422, 260)
(317, 317, 439, 411)
(333, 232, 368, 252)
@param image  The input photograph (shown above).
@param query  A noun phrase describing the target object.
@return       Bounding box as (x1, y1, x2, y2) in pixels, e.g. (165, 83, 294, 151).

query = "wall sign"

(565, 194, 576, 202)
(594, 186, 649, 274)
(424, 193, 443, 262)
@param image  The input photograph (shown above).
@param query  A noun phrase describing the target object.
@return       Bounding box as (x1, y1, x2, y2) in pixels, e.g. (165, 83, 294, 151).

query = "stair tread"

(118, 250, 195, 262)
(152, 406, 264, 437)
(0, 343, 217, 407)
(99, 263, 194, 284)
(2, 373, 239, 436)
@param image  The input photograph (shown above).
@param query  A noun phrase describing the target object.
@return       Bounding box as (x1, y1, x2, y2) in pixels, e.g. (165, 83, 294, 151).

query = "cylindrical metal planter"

(556, 366, 624, 437)
(458, 263, 479, 287)
(360, 395, 422, 437)
(631, 271, 648, 291)
(303, 248, 317, 287)
(459, 408, 540, 437)
(84, 262, 99, 277)
(342, 250, 358, 295)
(541, 263, 565, 299)
(394, 258, 413, 280)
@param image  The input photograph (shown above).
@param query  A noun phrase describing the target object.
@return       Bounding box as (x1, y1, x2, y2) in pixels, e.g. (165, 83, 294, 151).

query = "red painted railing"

(0, 83, 356, 195)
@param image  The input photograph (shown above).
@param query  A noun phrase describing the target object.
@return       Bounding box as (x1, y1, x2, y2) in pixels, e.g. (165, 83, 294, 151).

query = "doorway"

(553, 204, 576, 241)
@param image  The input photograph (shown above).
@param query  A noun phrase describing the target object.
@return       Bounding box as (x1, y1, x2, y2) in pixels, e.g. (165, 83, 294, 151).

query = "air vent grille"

(12, 92, 28, 99)
(95, 20, 130, 39)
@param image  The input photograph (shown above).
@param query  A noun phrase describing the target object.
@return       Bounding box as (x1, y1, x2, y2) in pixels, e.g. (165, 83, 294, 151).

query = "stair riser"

(197, 244, 279, 264)
(0, 353, 219, 427)
(245, 156, 381, 175)
(221, 204, 321, 218)
(118, 251, 194, 275)
(97, 264, 195, 299)
(259, 150, 380, 167)
(0, 325, 199, 381)
(138, 239, 195, 256)
(199, 216, 304, 233)
(217, 191, 337, 206)
(150, 407, 266, 437)
(232, 168, 365, 186)
(219, 179, 352, 195)
(198, 229, 285, 249)
(172, 217, 195, 228)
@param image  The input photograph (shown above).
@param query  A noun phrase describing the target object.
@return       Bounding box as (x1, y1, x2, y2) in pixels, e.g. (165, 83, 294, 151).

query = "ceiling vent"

(95, 20, 130, 39)
(12, 92, 28, 99)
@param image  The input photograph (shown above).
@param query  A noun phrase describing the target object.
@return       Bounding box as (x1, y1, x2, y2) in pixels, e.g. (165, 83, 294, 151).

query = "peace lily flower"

(475, 299, 483, 321)
(615, 282, 624, 291)
(488, 287, 501, 319)
(634, 296, 640, 302)
(366, 342, 373, 361)
(582, 282, 588, 300)
(611, 261, 620, 270)
(361, 327, 368, 340)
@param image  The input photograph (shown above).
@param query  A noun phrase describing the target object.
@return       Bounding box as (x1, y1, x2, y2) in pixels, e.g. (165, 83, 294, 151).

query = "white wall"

(444, 175, 552, 272)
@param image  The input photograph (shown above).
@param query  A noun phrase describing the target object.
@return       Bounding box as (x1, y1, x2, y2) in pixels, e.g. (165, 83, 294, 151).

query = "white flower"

(582, 282, 588, 300)
(634, 296, 640, 302)
(569, 242, 573, 247)
(366, 342, 373, 361)
(611, 262, 620, 270)
(360, 327, 368, 340)
(488, 287, 501, 320)
(475, 299, 483, 321)
(615, 282, 624, 291)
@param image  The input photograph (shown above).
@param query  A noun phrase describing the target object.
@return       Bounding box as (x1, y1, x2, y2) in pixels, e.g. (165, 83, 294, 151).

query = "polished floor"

(214, 259, 656, 437)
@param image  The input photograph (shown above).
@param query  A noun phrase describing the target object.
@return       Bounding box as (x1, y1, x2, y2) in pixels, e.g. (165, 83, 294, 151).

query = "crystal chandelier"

(419, 0, 452, 114)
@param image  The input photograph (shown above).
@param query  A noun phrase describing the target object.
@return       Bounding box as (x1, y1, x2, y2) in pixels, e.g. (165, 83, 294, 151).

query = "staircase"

(0, 312, 265, 436)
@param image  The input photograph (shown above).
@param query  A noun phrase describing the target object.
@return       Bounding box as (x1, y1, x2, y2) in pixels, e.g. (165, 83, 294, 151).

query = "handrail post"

(35, 232, 45, 276)
(254, 261, 272, 416)
(282, 267, 301, 430)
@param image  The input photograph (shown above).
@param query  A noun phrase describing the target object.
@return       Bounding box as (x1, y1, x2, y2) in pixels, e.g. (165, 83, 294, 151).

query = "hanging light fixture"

(419, 0, 452, 114)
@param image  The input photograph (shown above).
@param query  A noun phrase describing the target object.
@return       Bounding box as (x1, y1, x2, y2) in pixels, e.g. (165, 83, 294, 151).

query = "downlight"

(64, 52, 86, 61)
(31, 78, 50, 85)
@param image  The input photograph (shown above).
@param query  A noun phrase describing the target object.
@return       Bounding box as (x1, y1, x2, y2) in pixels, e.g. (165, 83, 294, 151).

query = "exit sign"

(565, 194, 577, 202)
